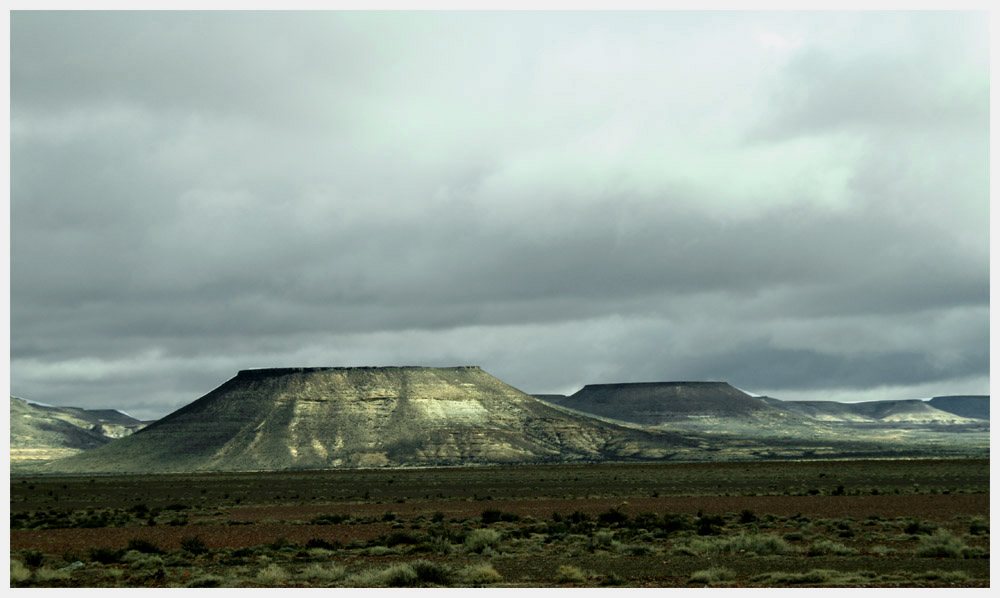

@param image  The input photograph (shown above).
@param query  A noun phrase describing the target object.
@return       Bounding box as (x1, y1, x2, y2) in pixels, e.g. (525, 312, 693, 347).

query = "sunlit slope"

(760, 397, 984, 424)
(42, 367, 706, 473)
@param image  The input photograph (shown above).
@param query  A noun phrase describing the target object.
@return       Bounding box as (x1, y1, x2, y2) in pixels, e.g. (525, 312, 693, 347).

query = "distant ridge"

(761, 396, 984, 424)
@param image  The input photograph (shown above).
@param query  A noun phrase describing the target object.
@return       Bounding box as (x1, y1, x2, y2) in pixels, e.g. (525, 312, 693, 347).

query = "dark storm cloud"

(9, 11, 989, 419)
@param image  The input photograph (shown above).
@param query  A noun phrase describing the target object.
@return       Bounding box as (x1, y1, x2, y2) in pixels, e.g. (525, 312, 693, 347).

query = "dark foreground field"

(10, 459, 990, 587)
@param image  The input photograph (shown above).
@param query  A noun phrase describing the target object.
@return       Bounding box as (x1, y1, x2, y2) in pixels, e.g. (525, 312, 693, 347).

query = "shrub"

(696, 514, 725, 536)
(917, 569, 972, 583)
(463, 529, 501, 554)
(915, 530, 982, 558)
(410, 560, 454, 585)
(256, 563, 289, 585)
(460, 563, 502, 585)
(129, 555, 165, 570)
(739, 509, 757, 524)
(480, 509, 503, 524)
(675, 533, 792, 556)
(298, 562, 346, 581)
(378, 563, 420, 587)
(126, 538, 163, 554)
(754, 569, 837, 585)
(22, 550, 44, 567)
(311, 513, 347, 525)
(187, 575, 224, 588)
(689, 567, 736, 584)
(89, 547, 126, 564)
(600, 572, 626, 586)
(10, 559, 31, 584)
(661, 513, 694, 534)
(34, 567, 72, 581)
(807, 539, 858, 556)
(597, 508, 629, 526)
(555, 564, 588, 583)
(726, 532, 793, 555)
(588, 531, 614, 551)
(180, 535, 209, 555)
(968, 518, 989, 536)
(304, 538, 343, 551)
(265, 537, 297, 552)
(904, 520, 936, 535)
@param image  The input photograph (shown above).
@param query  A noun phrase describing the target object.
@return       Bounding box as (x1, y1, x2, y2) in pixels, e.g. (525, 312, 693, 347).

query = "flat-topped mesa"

(41, 366, 696, 473)
(540, 381, 768, 425)
(235, 366, 481, 380)
(578, 381, 732, 391)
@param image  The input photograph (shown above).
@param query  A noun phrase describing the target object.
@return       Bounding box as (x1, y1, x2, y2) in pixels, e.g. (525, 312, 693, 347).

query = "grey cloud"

(10, 11, 989, 419)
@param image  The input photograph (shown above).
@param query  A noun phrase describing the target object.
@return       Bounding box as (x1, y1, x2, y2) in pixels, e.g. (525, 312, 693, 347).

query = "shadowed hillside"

(928, 396, 989, 420)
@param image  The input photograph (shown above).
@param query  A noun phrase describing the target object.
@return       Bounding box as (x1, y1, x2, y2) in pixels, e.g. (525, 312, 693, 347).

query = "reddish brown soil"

(11, 493, 987, 554)
(226, 493, 989, 521)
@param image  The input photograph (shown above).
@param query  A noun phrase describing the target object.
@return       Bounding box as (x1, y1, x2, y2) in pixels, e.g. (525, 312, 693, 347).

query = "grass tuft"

(463, 529, 502, 554)
(555, 564, 588, 583)
(807, 539, 858, 556)
(915, 530, 983, 558)
(460, 563, 502, 586)
(689, 567, 736, 584)
(255, 563, 289, 585)
(10, 559, 31, 584)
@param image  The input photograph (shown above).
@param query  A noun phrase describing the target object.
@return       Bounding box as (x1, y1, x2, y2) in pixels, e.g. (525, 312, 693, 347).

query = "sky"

(9, 10, 990, 421)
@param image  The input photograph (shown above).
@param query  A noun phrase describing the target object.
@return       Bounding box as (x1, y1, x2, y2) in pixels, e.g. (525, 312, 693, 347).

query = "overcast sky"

(10, 10, 990, 420)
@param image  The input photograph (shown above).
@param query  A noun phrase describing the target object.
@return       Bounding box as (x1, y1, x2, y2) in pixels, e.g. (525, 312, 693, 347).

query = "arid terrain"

(10, 459, 989, 587)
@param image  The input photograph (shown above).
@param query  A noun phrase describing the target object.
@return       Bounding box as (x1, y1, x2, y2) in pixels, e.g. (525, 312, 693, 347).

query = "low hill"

(760, 397, 982, 425)
(928, 396, 989, 420)
(10, 396, 149, 465)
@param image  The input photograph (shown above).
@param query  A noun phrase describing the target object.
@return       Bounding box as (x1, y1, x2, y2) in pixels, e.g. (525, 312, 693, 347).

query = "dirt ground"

(9, 459, 990, 587)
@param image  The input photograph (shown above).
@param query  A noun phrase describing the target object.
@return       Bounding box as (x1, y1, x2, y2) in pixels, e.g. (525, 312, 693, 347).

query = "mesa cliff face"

(42, 367, 700, 473)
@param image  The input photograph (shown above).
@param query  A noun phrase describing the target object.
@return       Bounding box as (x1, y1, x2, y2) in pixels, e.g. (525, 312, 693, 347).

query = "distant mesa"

(537, 382, 772, 426)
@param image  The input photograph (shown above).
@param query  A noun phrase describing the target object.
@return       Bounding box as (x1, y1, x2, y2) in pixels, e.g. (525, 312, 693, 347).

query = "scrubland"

(9, 459, 989, 587)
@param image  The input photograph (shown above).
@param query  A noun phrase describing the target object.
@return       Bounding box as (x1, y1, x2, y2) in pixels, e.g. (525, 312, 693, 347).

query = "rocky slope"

(10, 396, 148, 464)
(41, 367, 718, 474)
